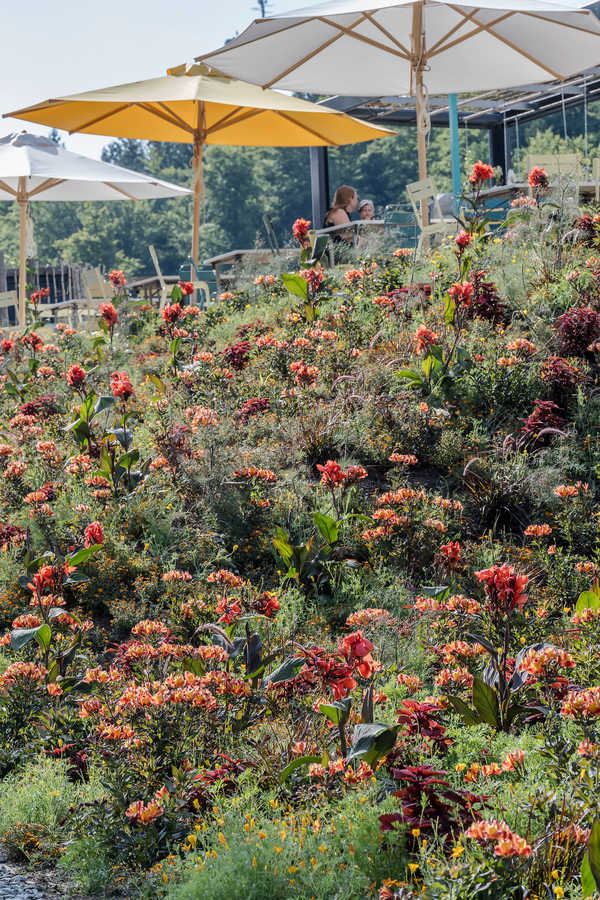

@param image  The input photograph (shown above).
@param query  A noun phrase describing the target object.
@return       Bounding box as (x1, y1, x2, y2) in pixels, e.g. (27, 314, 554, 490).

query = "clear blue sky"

(1, 0, 300, 158)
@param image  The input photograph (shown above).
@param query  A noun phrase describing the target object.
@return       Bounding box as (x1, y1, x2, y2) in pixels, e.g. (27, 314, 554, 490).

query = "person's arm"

(327, 208, 354, 242)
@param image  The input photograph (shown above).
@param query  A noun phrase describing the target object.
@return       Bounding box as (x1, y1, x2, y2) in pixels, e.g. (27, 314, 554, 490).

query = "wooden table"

(204, 248, 294, 292)
(127, 274, 179, 302)
(481, 182, 599, 203)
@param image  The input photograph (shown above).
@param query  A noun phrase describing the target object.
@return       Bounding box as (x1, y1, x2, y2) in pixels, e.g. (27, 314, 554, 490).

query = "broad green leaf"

(446, 694, 481, 726)
(117, 449, 140, 469)
(314, 511, 339, 546)
(281, 272, 309, 301)
(63, 571, 90, 586)
(92, 395, 114, 418)
(576, 590, 600, 614)
(319, 698, 351, 726)
(443, 293, 455, 325)
(472, 677, 500, 728)
(346, 722, 399, 765)
(588, 819, 600, 889)
(67, 545, 101, 566)
(263, 656, 304, 686)
(582, 852, 596, 898)
(149, 375, 166, 394)
(280, 755, 321, 783)
(170, 284, 184, 302)
(395, 368, 423, 384)
(99, 446, 113, 477)
(10, 627, 39, 651)
(170, 337, 183, 355)
(35, 623, 51, 651)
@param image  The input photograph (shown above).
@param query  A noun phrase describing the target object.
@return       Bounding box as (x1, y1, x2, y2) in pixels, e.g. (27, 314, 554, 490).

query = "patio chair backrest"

(383, 204, 418, 247)
(0, 290, 17, 327)
(406, 178, 450, 252)
(263, 215, 280, 256)
(525, 154, 581, 179)
(82, 268, 111, 301)
(593, 158, 600, 202)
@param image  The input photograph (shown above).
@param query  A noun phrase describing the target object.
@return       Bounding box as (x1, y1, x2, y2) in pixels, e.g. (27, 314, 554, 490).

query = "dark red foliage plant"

(554, 306, 600, 356)
(379, 763, 485, 848)
(223, 340, 252, 371)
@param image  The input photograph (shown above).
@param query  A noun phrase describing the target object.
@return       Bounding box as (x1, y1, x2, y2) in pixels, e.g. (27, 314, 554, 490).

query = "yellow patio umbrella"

(5, 64, 394, 266)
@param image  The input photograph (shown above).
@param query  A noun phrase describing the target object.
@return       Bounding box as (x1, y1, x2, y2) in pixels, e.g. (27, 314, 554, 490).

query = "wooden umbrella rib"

(317, 15, 410, 59)
(0, 179, 18, 197)
(428, 11, 517, 59)
(207, 107, 265, 136)
(157, 102, 196, 132)
(68, 103, 132, 134)
(520, 12, 600, 37)
(195, 17, 311, 61)
(447, 5, 562, 79)
(103, 182, 138, 201)
(3, 98, 66, 119)
(262, 19, 361, 89)
(26, 178, 66, 198)
(137, 103, 195, 135)
(426, 8, 481, 56)
(275, 110, 340, 146)
(205, 106, 246, 134)
(361, 10, 411, 58)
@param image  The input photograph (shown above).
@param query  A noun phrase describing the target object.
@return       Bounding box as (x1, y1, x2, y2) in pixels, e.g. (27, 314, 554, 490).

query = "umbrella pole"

(191, 103, 207, 270)
(17, 177, 27, 328)
(411, 1, 429, 231)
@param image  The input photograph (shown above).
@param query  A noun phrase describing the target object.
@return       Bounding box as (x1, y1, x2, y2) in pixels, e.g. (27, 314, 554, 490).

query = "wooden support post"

(411, 1, 429, 229)
(17, 176, 28, 328)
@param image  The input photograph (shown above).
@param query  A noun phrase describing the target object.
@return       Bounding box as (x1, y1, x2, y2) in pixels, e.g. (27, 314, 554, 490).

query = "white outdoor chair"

(80, 268, 111, 329)
(406, 178, 451, 253)
(0, 290, 17, 328)
(149, 245, 210, 308)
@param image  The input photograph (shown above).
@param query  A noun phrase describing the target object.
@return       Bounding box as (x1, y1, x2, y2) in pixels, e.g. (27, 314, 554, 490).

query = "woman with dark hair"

(323, 185, 358, 243)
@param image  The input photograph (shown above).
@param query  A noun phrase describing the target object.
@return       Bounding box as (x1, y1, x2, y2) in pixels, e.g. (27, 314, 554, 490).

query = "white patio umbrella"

(198, 0, 600, 189)
(0, 132, 190, 326)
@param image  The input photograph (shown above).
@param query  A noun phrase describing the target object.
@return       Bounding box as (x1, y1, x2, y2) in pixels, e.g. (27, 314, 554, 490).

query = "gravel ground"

(0, 849, 84, 900)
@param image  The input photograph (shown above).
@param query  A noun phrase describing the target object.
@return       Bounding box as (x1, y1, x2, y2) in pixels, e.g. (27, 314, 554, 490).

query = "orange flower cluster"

(441, 640, 485, 664)
(524, 524, 552, 537)
(290, 360, 320, 386)
(465, 819, 531, 857)
(233, 466, 277, 483)
(207, 569, 244, 587)
(317, 460, 367, 489)
(0, 661, 47, 693)
(435, 667, 473, 689)
(184, 405, 220, 430)
(561, 685, 600, 720)
(520, 645, 575, 678)
(162, 570, 192, 583)
(125, 787, 169, 825)
(346, 608, 395, 629)
(396, 672, 423, 693)
(414, 325, 439, 356)
(389, 452, 418, 466)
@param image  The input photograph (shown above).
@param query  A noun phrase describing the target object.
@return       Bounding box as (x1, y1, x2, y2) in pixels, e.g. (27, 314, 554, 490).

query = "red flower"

(342, 631, 375, 678)
(317, 460, 346, 488)
(108, 270, 126, 289)
(178, 281, 194, 296)
(99, 302, 118, 326)
(470, 160, 494, 186)
(448, 281, 474, 306)
(84, 521, 104, 548)
(440, 541, 461, 565)
(0, 338, 14, 354)
(66, 365, 86, 388)
(455, 230, 472, 251)
(292, 217, 311, 246)
(299, 266, 324, 290)
(528, 166, 549, 191)
(31, 287, 50, 304)
(21, 332, 44, 351)
(475, 564, 528, 618)
(110, 371, 133, 400)
(414, 325, 439, 356)
(161, 303, 184, 324)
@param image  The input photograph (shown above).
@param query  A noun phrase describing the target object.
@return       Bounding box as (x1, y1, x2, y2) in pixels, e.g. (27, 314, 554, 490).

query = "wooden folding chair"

(406, 178, 450, 253)
(525, 153, 581, 180)
(0, 290, 17, 329)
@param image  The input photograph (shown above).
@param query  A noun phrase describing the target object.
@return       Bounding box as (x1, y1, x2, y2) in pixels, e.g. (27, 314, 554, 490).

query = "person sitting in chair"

(323, 185, 358, 243)
(358, 198, 375, 221)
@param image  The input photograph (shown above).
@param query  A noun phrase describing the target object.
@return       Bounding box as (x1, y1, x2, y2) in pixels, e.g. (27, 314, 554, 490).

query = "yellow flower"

(411, 828, 421, 837)
(455, 763, 466, 772)
(274, 846, 283, 854)
(553, 887, 564, 899)
(408, 863, 418, 873)
(551, 870, 559, 880)
(452, 844, 464, 858)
